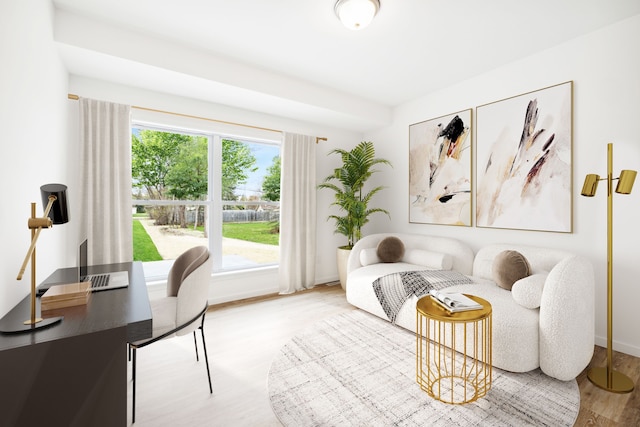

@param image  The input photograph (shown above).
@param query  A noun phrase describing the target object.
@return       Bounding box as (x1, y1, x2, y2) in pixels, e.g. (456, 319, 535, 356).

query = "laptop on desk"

(37, 239, 129, 296)
(78, 239, 129, 292)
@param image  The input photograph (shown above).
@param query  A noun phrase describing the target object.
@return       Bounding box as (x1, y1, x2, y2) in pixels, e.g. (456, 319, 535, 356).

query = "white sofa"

(346, 233, 595, 381)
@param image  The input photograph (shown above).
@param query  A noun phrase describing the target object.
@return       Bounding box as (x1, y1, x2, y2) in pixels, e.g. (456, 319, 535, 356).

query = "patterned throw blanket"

(373, 270, 473, 323)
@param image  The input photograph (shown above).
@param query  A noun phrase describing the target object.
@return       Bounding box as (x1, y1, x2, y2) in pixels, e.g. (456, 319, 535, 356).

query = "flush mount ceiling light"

(335, 0, 380, 30)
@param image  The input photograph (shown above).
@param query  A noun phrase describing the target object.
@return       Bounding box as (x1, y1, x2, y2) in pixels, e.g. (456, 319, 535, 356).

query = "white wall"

(364, 15, 640, 357)
(0, 0, 360, 314)
(5, 1, 638, 359)
(0, 1, 71, 317)
(66, 76, 361, 304)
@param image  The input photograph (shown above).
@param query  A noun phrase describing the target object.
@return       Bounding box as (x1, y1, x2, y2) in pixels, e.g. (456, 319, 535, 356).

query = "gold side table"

(416, 294, 492, 404)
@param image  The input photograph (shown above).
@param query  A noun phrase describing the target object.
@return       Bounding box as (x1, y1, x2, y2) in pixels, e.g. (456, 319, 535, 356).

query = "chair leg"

(132, 347, 137, 424)
(193, 331, 199, 362)
(199, 318, 213, 394)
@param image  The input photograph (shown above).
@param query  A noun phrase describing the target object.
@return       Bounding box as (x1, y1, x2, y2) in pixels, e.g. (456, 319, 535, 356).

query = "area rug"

(268, 310, 579, 426)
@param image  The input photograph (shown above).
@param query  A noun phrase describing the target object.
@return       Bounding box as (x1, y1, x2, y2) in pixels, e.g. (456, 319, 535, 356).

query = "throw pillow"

(512, 273, 548, 309)
(360, 248, 381, 266)
(376, 236, 405, 263)
(403, 249, 453, 270)
(492, 250, 531, 290)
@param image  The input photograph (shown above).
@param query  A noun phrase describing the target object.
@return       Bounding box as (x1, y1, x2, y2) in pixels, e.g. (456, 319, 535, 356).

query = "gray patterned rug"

(268, 310, 580, 426)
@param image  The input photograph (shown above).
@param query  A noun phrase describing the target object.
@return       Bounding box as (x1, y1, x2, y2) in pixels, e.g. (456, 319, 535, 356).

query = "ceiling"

(52, 0, 640, 132)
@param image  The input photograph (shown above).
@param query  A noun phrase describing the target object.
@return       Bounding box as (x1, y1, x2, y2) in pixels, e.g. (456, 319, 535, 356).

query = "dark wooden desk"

(0, 262, 152, 426)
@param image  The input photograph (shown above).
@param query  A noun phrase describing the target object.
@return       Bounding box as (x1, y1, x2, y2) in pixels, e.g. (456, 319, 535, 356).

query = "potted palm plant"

(318, 141, 392, 289)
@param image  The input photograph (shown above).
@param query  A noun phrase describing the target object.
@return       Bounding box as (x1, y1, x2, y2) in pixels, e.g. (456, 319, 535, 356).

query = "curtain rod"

(67, 94, 327, 143)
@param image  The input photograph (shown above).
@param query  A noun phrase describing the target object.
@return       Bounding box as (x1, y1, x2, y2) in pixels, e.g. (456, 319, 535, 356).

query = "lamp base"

(587, 367, 634, 393)
(0, 316, 63, 334)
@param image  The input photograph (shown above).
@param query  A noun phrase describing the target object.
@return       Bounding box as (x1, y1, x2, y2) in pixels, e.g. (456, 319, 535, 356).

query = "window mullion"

(210, 134, 223, 270)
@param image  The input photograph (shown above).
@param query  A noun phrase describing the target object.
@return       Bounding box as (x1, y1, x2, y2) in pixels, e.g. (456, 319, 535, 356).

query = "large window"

(132, 124, 280, 280)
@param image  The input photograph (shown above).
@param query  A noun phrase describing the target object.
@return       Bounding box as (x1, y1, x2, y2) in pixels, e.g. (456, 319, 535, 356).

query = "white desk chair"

(129, 246, 213, 423)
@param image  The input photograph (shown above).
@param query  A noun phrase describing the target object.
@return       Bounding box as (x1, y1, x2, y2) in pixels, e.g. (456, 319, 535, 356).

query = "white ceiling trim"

(54, 9, 392, 133)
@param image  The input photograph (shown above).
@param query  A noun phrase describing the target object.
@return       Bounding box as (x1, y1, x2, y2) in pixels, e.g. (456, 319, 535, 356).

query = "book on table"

(428, 289, 483, 313)
(41, 281, 91, 311)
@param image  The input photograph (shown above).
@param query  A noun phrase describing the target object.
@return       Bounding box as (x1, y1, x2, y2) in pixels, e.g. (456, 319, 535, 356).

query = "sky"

(237, 143, 280, 198)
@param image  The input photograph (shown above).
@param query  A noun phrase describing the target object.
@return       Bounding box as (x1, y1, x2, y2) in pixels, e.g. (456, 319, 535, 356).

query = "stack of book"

(41, 281, 91, 312)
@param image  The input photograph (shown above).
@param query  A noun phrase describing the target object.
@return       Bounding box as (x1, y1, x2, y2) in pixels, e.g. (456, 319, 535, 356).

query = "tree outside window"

(131, 127, 279, 274)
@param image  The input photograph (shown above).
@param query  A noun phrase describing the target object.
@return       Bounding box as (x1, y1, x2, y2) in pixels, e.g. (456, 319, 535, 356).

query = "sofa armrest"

(347, 233, 474, 275)
(347, 234, 390, 274)
(539, 255, 595, 380)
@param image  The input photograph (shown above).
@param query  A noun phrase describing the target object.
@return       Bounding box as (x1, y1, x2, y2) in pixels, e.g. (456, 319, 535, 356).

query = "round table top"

(416, 294, 492, 322)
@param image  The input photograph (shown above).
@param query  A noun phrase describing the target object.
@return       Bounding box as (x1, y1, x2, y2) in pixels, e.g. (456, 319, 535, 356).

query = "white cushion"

(360, 248, 381, 266)
(150, 297, 178, 337)
(403, 249, 453, 270)
(512, 273, 548, 309)
(446, 282, 540, 372)
(131, 297, 178, 346)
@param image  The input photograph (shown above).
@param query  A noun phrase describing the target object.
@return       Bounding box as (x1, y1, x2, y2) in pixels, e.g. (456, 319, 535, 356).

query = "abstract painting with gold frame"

(409, 109, 472, 226)
(476, 81, 573, 232)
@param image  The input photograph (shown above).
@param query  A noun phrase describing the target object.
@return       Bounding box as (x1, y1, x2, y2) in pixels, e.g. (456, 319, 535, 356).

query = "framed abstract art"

(476, 81, 573, 232)
(409, 109, 472, 226)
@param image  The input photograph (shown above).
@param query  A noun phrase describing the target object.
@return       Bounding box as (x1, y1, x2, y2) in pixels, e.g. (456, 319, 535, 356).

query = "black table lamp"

(3, 184, 70, 333)
(40, 183, 70, 225)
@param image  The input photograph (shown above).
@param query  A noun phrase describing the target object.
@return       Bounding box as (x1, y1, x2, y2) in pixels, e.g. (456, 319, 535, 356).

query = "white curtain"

(279, 133, 317, 293)
(79, 98, 133, 264)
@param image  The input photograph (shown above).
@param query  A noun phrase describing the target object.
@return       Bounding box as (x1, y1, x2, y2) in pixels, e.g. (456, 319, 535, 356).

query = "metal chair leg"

(132, 347, 137, 423)
(130, 310, 210, 423)
(193, 331, 199, 362)
(199, 317, 213, 394)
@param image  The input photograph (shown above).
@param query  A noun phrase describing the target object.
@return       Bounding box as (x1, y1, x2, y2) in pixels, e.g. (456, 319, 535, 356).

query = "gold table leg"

(416, 295, 492, 404)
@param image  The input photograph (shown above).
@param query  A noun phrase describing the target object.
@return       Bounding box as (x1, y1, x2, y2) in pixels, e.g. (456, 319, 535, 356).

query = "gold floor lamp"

(581, 143, 636, 393)
(0, 184, 69, 334)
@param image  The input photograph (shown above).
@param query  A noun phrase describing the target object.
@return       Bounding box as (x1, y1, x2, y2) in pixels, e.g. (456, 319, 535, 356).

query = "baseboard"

(315, 274, 339, 286)
(594, 335, 640, 358)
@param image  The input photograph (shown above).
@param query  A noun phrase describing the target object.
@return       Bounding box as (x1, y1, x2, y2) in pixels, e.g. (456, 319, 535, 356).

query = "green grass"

(132, 219, 278, 262)
(223, 221, 279, 245)
(133, 218, 163, 261)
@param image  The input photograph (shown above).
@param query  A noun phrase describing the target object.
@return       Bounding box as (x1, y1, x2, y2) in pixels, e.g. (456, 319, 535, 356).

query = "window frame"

(132, 120, 281, 278)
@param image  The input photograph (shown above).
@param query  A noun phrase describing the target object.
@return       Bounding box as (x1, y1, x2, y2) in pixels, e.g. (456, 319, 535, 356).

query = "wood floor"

(128, 284, 640, 426)
(575, 347, 640, 426)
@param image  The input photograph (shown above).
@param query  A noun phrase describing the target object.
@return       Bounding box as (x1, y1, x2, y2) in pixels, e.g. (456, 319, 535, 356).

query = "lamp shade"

(581, 174, 600, 197)
(615, 170, 637, 194)
(40, 183, 69, 224)
(335, 0, 380, 30)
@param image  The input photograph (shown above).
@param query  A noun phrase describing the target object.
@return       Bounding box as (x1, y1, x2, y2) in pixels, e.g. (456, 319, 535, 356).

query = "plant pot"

(336, 246, 352, 291)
